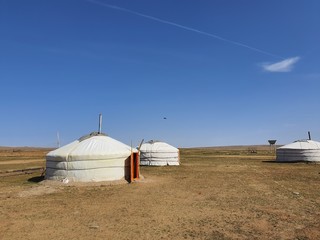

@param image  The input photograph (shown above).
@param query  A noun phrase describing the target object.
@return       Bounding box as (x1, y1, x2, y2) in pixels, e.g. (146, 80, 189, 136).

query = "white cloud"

(262, 56, 300, 72)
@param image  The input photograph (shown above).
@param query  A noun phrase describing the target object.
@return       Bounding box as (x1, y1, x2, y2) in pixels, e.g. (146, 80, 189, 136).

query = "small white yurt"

(139, 140, 179, 166)
(276, 140, 320, 162)
(46, 132, 139, 182)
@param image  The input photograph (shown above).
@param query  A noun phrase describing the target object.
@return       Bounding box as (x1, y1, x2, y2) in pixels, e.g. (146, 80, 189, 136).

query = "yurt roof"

(47, 132, 137, 161)
(140, 140, 178, 152)
(278, 140, 320, 150)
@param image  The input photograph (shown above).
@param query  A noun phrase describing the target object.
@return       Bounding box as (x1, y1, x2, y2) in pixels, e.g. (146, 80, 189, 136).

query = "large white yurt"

(46, 132, 139, 182)
(139, 140, 179, 166)
(276, 140, 320, 162)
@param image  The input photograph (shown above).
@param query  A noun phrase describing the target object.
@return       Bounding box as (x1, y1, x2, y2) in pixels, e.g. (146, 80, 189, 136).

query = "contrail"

(86, 0, 283, 59)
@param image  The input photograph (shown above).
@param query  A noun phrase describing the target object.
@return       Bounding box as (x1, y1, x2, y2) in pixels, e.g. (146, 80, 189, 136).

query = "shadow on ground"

(28, 175, 45, 183)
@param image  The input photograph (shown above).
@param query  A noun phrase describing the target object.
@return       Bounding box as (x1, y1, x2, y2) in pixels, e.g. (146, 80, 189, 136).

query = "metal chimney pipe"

(98, 114, 102, 134)
(308, 131, 311, 140)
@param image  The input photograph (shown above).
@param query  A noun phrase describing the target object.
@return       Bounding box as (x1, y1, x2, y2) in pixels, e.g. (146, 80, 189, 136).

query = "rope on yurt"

(63, 153, 70, 184)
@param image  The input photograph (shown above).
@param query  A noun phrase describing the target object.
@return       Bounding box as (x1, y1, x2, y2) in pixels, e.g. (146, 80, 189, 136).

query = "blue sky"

(1, 0, 319, 148)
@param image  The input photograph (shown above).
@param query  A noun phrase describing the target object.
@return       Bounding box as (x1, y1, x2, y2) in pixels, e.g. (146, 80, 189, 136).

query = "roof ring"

(146, 140, 161, 144)
(293, 139, 310, 143)
(78, 131, 107, 142)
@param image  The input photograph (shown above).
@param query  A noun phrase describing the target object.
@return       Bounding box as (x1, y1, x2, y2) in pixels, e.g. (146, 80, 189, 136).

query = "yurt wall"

(46, 132, 139, 182)
(276, 140, 320, 162)
(139, 140, 180, 166)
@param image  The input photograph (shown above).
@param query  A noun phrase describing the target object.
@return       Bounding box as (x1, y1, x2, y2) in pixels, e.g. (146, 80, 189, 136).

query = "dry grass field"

(0, 146, 319, 239)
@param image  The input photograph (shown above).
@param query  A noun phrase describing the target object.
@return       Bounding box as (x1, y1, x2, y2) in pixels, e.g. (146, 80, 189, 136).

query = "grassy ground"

(0, 147, 50, 172)
(0, 146, 319, 239)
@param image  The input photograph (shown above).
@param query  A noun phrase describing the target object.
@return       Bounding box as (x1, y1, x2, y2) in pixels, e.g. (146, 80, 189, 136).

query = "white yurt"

(276, 139, 320, 162)
(46, 132, 138, 182)
(139, 140, 179, 166)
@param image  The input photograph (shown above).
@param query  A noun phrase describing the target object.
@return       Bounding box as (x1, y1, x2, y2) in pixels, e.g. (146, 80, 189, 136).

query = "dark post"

(268, 140, 277, 154)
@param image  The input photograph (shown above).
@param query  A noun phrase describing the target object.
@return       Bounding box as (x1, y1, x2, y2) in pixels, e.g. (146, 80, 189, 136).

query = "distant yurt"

(276, 140, 320, 162)
(139, 140, 179, 166)
(46, 132, 139, 182)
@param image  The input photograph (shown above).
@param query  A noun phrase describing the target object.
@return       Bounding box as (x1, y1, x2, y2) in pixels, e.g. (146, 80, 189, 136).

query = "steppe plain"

(0, 146, 319, 239)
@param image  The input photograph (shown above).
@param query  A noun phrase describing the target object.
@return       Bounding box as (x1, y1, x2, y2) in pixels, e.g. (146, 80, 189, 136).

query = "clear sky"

(1, 0, 319, 148)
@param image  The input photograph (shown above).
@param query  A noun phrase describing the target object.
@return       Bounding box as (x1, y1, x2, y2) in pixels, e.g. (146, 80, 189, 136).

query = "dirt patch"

(16, 175, 147, 197)
(17, 185, 59, 198)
